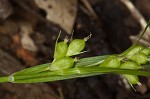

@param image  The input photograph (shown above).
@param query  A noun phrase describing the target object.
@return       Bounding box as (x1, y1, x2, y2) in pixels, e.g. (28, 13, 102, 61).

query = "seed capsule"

(49, 57, 74, 71)
(99, 56, 121, 68)
(120, 61, 140, 70)
(66, 39, 85, 56)
(54, 38, 68, 59)
(66, 34, 91, 57)
(120, 61, 141, 85)
(141, 47, 150, 56)
(130, 53, 148, 65)
(124, 74, 140, 85)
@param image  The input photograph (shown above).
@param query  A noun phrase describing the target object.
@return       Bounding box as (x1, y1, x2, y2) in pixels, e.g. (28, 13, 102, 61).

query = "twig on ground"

(121, 0, 150, 46)
(81, 0, 98, 20)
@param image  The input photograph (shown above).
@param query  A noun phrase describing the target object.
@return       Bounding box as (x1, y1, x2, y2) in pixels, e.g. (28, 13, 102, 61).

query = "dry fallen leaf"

(12, 34, 38, 66)
(35, 0, 78, 34)
(20, 22, 38, 52)
(0, 0, 13, 19)
(121, 0, 150, 46)
(16, 47, 38, 66)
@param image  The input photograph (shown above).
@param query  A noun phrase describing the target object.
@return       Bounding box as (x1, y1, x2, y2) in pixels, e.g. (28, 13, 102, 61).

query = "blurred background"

(0, 0, 150, 99)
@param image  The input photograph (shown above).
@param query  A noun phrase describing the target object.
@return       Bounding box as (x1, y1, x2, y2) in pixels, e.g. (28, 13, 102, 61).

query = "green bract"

(49, 57, 74, 71)
(124, 45, 144, 58)
(130, 53, 148, 65)
(99, 56, 121, 68)
(141, 48, 150, 56)
(66, 39, 86, 57)
(54, 40, 68, 59)
(120, 61, 140, 70)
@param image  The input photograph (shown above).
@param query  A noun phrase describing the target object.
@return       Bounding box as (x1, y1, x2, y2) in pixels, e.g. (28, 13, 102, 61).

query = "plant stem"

(0, 76, 9, 83)
(13, 73, 103, 83)
(12, 67, 150, 83)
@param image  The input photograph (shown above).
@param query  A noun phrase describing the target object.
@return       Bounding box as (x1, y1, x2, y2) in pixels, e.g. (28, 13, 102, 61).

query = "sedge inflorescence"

(49, 32, 92, 71)
(99, 45, 150, 85)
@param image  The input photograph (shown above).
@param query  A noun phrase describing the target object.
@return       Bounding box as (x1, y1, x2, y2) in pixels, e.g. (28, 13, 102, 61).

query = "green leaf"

(14, 63, 50, 75)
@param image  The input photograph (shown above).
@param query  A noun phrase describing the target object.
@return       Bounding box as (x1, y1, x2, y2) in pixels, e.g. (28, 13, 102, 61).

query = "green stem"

(13, 73, 103, 83)
(13, 70, 60, 80)
(120, 20, 150, 56)
(135, 20, 150, 45)
(0, 76, 9, 83)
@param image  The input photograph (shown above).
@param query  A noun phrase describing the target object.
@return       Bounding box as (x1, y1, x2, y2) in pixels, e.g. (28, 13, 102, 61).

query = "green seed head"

(49, 57, 74, 71)
(54, 41, 68, 59)
(66, 39, 85, 57)
(141, 47, 150, 56)
(123, 74, 140, 85)
(120, 61, 140, 70)
(130, 53, 148, 65)
(99, 56, 121, 68)
(124, 45, 144, 58)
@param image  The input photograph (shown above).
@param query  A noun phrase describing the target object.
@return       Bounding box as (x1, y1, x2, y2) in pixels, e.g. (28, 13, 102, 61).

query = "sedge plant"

(0, 20, 150, 88)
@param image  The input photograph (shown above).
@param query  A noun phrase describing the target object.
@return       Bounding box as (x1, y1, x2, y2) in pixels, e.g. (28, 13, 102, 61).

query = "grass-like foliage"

(0, 21, 150, 87)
